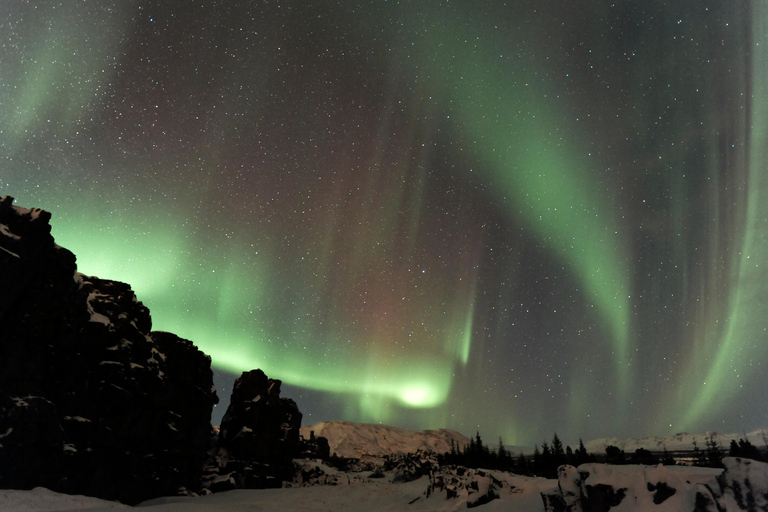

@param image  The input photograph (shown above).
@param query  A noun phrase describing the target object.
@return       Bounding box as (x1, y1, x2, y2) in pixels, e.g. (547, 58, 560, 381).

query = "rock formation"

(205, 369, 302, 491)
(0, 196, 218, 504)
(540, 457, 768, 512)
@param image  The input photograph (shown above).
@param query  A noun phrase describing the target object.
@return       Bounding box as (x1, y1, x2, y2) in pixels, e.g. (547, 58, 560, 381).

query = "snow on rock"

(426, 464, 504, 508)
(63, 416, 92, 423)
(556, 465, 583, 511)
(0, 244, 20, 258)
(291, 459, 370, 486)
(542, 458, 768, 512)
(718, 457, 768, 511)
(301, 420, 470, 458)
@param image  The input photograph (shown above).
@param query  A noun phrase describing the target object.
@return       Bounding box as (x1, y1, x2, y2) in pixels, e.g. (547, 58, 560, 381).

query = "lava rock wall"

(0, 197, 219, 504)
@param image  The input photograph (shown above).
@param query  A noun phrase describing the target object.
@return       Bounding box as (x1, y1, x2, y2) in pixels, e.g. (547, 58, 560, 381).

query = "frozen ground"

(3, 458, 765, 512)
(1, 473, 553, 512)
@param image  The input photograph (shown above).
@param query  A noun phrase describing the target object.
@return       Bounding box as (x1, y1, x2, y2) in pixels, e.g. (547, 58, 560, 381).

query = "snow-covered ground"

(1, 473, 553, 512)
(4, 422, 768, 512)
(4, 457, 767, 512)
(6, 458, 768, 512)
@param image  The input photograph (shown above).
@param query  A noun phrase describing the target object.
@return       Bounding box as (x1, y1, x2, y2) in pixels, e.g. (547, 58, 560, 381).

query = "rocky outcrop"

(427, 464, 502, 508)
(205, 369, 302, 492)
(0, 197, 219, 505)
(718, 457, 768, 511)
(541, 458, 768, 512)
(297, 430, 331, 460)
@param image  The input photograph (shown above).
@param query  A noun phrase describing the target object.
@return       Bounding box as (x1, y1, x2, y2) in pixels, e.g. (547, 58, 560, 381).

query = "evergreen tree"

(497, 437, 507, 461)
(551, 433, 567, 469)
(631, 448, 658, 465)
(729, 439, 739, 457)
(517, 453, 529, 475)
(605, 445, 625, 465)
(730, 436, 763, 461)
(704, 433, 724, 468)
(495, 437, 513, 470)
(661, 444, 676, 466)
(531, 445, 542, 476)
(540, 441, 557, 478)
(573, 438, 593, 466)
(691, 437, 706, 466)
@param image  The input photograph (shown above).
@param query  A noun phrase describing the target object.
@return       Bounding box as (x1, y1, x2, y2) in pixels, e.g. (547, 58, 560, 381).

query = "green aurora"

(2, 1, 767, 445)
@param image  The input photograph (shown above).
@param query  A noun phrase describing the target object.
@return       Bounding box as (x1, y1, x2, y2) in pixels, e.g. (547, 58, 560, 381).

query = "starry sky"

(2, 0, 767, 447)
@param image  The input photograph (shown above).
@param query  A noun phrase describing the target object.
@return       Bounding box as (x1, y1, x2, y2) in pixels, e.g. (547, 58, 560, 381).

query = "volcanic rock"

(0, 196, 219, 504)
(540, 458, 767, 512)
(207, 369, 302, 490)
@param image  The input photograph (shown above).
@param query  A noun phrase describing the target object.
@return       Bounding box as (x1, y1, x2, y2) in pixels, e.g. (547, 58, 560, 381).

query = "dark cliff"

(0, 196, 219, 504)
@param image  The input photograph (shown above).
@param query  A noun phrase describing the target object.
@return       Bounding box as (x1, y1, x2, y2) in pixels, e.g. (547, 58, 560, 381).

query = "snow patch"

(0, 223, 21, 240)
(63, 416, 92, 423)
(0, 487, 130, 511)
(0, 244, 20, 258)
(86, 292, 112, 326)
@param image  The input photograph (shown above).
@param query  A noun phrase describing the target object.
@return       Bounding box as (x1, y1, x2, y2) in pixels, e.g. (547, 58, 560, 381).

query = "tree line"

(440, 431, 767, 477)
(439, 432, 595, 478)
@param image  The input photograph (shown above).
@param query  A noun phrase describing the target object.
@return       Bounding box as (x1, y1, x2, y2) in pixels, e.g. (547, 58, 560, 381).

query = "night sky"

(2, 0, 767, 447)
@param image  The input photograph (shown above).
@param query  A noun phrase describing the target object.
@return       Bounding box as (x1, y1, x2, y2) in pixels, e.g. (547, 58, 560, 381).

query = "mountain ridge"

(300, 420, 470, 458)
(301, 420, 768, 458)
(584, 427, 768, 454)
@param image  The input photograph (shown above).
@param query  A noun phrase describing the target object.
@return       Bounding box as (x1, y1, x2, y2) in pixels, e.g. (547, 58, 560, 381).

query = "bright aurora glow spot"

(2, 0, 767, 446)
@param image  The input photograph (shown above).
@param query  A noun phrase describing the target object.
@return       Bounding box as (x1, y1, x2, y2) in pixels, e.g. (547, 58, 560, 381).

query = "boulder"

(718, 457, 768, 511)
(540, 460, 768, 512)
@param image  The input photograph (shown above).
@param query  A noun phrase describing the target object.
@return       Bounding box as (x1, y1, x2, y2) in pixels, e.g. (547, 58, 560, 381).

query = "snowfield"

(1, 473, 554, 512)
(3, 457, 767, 512)
(3, 422, 768, 512)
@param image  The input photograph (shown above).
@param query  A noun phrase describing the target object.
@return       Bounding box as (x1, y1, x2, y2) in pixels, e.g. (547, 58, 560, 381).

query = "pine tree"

(731, 436, 763, 461)
(661, 444, 676, 466)
(691, 437, 705, 466)
(704, 433, 724, 468)
(552, 433, 566, 469)
(729, 439, 739, 457)
(573, 438, 592, 466)
(631, 448, 658, 465)
(497, 437, 511, 469)
(540, 441, 557, 478)
(517, 453, 529, 475)
(605, 445, 625, 465)
(531, 445, 541, 476)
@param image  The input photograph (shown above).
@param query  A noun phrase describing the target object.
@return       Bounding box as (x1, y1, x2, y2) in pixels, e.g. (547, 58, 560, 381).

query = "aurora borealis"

(2, 0, 766, 446)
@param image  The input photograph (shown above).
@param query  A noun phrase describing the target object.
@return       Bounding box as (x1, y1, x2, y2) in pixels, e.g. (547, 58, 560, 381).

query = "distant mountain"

(300, 421, 470, 458)
(301, 420, 768, 460)
(584, 428, 768, 454)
